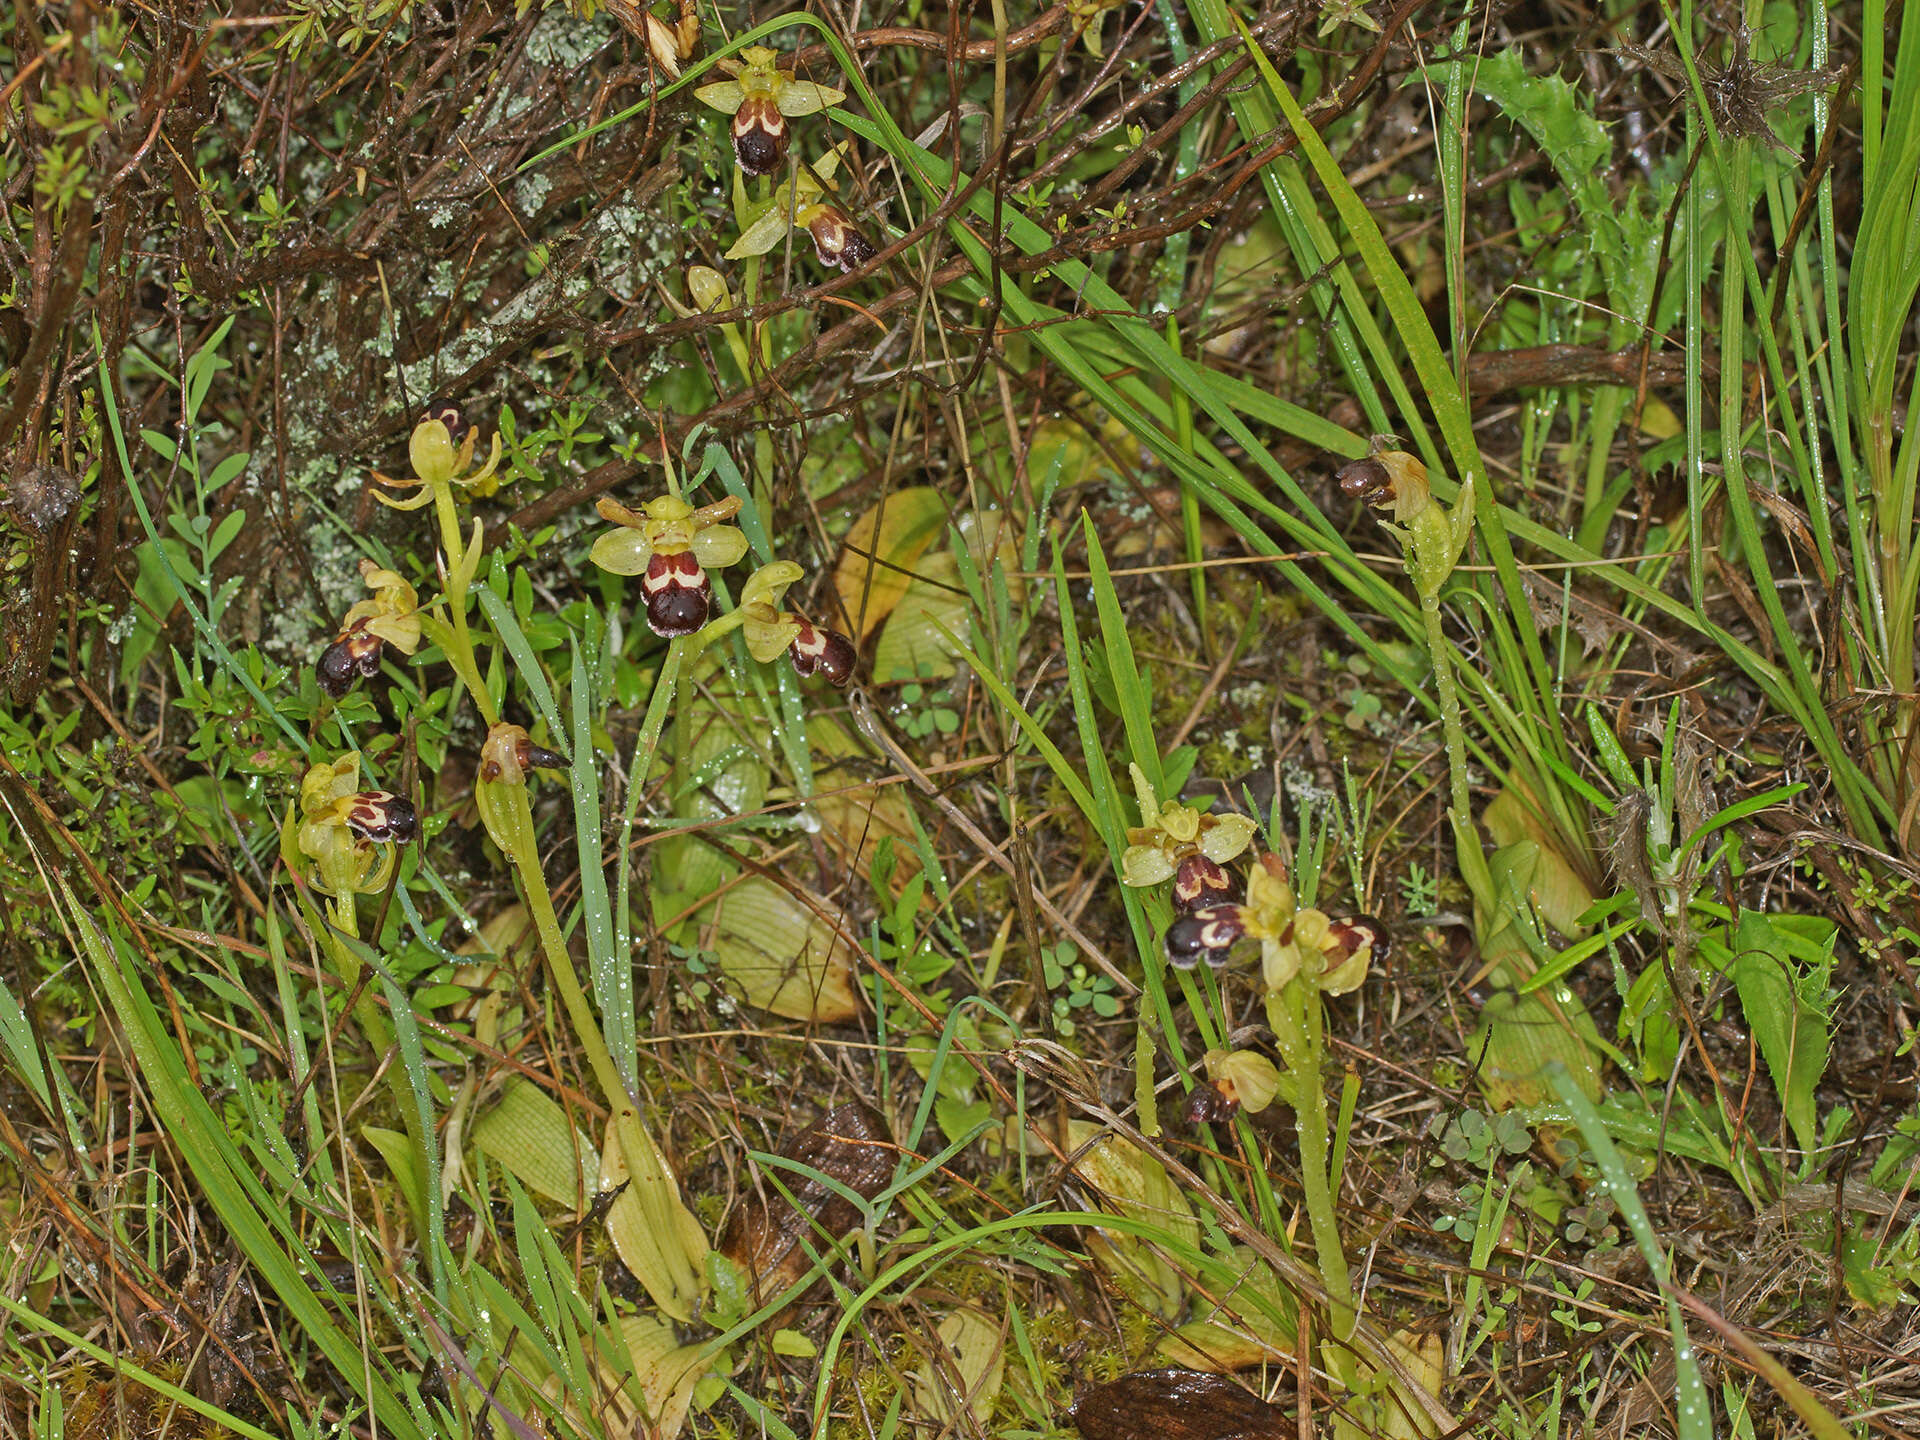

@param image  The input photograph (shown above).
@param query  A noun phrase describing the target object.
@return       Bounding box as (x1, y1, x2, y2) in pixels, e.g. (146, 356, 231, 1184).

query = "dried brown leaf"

(719, 1103, 893, 1307)
(1067, 1369, 1289, 1440)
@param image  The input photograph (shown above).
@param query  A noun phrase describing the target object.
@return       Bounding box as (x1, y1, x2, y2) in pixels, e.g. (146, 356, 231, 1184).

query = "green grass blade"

(476, 583, 570, 757)
(61, 882, 426, 1439)
(572, 643, 633, 1088)
(1081, 514, 1163, 795)
(1551, 1065, 1714, 1440)
(1233, 17, 1567, 767)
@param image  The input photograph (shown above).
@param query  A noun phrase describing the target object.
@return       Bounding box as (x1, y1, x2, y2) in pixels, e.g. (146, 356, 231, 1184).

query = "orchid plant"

(296, 398, 861, 1317)
(1163, 848, 1387, 1372)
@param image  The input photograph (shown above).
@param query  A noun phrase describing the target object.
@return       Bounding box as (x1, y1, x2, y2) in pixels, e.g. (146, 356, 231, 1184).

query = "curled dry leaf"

(180, 1257, 257, 1412)
(1377, 1329, 1446, 1440)
(868, 508, 1023, 685)
(718, 1103, 892, 1308)
(1472, 985, 1605, 1112)
(707, 876, 861, 1022)
(1470, 842, 1606, 1111)
(653, 673, 772, 902)
(1067, 1368, 1289, 1440)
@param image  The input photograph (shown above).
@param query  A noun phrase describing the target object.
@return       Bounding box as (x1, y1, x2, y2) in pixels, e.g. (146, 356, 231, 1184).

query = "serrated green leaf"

(1472, 50, 1663, 317)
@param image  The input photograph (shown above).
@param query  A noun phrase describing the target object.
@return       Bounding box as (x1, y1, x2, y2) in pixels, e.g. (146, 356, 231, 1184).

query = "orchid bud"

(1206, 1048, 1281, 1117)
(479, 723, 567, 787)
(409, 417, 460, 488)
(687, 265, 733, 313)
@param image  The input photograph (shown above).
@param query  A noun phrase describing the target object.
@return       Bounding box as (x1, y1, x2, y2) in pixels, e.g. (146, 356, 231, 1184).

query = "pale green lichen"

(514, 173, 552, 215)
(524, 4, 614, 68)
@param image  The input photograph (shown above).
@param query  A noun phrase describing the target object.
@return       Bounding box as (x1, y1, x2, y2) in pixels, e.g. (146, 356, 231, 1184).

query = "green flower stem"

(482, 772, 706, 1314)
(615, 636, 687, 971)
(608, 609, 759, 986)
(613, 615, 740, 931)
(317, 891, 431, 1188)
(1266, 977, 1357, 1384)
(435, 488, 704, 1315)
(429, 478, 498, 728)
(1421, 593, 1472, 834)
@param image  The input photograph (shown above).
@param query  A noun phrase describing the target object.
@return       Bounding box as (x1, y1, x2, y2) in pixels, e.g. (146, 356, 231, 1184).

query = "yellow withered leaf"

(913, 1305, 1006, 1427)
(608, 1315, 720, 1440)
(832, 486, 949, 639)
(1483, 783, 1594, 939)
(1156, 1246, 1297, 1371)
(1065, 1120, 1199, 1321)
(808, 712, 919, 889)
(706, 876, 861, 1022)
(869, 508, 1023, 684)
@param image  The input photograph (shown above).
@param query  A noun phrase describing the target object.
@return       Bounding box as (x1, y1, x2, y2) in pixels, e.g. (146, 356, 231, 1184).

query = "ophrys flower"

(726, 146, 876, 273)
(695, 44, 845, 176)
(1119, 763, 1257, 902)
(1163, 852, 1386, 992)
(737, 561, 858, 686)
(317, 558, 423, 697)
(589, 492, 749, 637)
(372, 405, 505, 509)
(286, 753, 418, 897)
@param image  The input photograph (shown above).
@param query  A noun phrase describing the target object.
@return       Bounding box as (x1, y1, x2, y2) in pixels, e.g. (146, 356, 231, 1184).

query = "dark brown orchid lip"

(1335, 456, 1393, 505)
(1165, 904, 1246, 969)
(1182, 1078, 1239, 1128)
(1328, 914, 1389, 964)
(523, 741, 568, 771)
(806, 206, 877, 272)
(1172, 854, 1234, 912)
(316, 625, 384, 698)
(734, 95, 787, 174)
(346, 791, 418, 845)
(478, 724, 570, 785)
(789, 620, 857, 686)
(642, 550, 710, 638)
